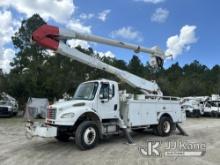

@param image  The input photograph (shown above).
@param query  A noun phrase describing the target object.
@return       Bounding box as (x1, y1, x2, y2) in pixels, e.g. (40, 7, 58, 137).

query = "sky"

(0, 0, 220, 73)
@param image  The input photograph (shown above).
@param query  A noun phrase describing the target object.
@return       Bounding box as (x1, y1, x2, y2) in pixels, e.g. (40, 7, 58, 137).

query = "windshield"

(73, 82, 98, 100)
(208, 101, 220, 107)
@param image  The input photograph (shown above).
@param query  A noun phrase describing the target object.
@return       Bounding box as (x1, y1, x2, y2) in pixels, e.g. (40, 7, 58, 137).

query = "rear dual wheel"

(153, 116, 175, 136)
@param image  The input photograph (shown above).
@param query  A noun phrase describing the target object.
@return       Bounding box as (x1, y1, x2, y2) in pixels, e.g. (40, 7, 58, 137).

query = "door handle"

(114, 104, 117, 111)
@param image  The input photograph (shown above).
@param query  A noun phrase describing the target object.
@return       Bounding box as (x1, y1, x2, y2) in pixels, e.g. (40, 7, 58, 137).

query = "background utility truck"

(203, 94, 220, 117)
(181, 95, 220, 118)
(26, 24, 186, 150)
(0, 92, 18, 117)
(181, 96, 209, 117)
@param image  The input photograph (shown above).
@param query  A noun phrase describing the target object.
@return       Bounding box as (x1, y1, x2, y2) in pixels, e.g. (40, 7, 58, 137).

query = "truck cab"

(181, 99, 204, 117)
(0, 100, 18, 117)
(204, 101, 220, 117)
(46, 79, 120, 126)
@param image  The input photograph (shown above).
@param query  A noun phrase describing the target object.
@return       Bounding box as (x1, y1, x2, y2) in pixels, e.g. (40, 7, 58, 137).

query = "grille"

(0, 107, 9, 115)
(47, 108, 56, 119)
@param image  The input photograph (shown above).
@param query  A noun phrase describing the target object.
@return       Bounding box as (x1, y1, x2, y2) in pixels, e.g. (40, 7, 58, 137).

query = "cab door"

(204, 102, 212, 113)
(97, 82, 119, 119)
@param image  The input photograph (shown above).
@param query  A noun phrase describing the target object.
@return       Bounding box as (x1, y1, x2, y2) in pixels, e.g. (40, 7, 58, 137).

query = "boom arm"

(59, 29, 166, 68)
(32, 24, 164, 95)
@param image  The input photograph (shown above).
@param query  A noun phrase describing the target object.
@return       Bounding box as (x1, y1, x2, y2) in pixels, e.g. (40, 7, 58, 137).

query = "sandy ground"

(0, 117, 219, 165)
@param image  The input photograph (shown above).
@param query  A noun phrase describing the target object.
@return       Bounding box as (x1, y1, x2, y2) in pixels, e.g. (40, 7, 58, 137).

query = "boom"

(32, 24, 165, 95)
(58, 28, 166, 67)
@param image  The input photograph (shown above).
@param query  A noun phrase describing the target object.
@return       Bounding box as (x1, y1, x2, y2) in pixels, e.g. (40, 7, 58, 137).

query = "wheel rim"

(163, 121, 171, 133)
(83, 127, 96, 145)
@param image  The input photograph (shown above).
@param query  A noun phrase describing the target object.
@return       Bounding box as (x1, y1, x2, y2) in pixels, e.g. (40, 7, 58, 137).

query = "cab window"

(100, 83, 109, 99)
(109, 84, 115, 98)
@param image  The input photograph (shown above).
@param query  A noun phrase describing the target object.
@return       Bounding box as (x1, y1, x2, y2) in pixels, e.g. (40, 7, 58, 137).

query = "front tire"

(186, 111, 191, 117)
(75, 121, 99, 150)
(13, 112, 17, 116)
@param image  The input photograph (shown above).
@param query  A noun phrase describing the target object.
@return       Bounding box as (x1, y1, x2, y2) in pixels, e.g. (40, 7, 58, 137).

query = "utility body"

(26, 24, 186, 150)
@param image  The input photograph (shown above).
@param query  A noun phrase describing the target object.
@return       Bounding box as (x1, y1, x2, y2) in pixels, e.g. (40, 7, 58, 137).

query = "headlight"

(8, 107, 12, 111)
(60, 113, 75, 118)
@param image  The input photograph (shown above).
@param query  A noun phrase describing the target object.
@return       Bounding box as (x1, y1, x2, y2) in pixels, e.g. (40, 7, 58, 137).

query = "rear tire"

(193, 110, 201, 118)
(186, 111, 191, 117)
(196, 111, 201, 118)
(211, 111, 218, 118)
(156, 116, 174, 137)
(75, 121, 99, 150)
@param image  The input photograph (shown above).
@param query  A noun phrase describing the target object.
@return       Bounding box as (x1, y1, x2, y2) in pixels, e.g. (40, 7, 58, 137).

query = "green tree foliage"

(0, 14, 220, 109)
(128, 55, 145, 77)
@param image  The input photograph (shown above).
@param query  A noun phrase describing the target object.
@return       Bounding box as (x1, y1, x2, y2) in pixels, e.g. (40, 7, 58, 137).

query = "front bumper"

(46, 118, 75, 126)
(0, 107, 13, 117)
(25, 122, 57, 139)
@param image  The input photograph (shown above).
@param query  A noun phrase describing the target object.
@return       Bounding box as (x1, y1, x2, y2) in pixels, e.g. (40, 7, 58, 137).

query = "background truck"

(26, 24, 186, 150)
(0, 92, 18, 117)
(181, 95, 220, 118)
(203, 95, 220, 117)
(181, 96, 209, 117)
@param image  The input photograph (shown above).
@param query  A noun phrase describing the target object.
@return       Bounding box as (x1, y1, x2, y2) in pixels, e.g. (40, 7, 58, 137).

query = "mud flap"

(176, 123, 188, 136)
(122, 128, 134, 144)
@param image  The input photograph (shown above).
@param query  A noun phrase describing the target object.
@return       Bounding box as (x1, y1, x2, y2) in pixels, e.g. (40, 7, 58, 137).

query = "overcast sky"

(0, 0, 219, 73)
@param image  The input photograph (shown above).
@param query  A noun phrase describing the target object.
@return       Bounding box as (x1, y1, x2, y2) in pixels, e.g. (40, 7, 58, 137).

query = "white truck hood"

(51, 100, 90, 110)
(0, 105, 12, 108)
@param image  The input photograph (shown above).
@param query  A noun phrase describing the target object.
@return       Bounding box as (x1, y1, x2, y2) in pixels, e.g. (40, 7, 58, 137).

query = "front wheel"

(75, 121, 99, 150)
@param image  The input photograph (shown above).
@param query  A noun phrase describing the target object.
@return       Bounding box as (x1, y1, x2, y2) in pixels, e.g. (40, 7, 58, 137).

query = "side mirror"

(109, 94, 113, 99)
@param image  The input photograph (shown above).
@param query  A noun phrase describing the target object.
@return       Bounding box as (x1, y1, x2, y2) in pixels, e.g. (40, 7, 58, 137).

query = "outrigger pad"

(122, 128, 134, 144)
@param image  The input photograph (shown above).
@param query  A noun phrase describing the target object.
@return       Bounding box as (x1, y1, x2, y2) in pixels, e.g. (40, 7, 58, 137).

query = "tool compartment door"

(127, 100, 157, 126)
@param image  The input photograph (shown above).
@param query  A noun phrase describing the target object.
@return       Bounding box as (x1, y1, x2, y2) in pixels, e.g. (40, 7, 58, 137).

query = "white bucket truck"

(181, 96, 209, 117)
(203, 95, 220, 117)
(25, 24, 186, 150)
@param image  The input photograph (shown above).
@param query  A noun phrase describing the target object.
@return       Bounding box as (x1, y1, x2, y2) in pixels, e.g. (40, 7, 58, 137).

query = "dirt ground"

(0, 117, 219, 165)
